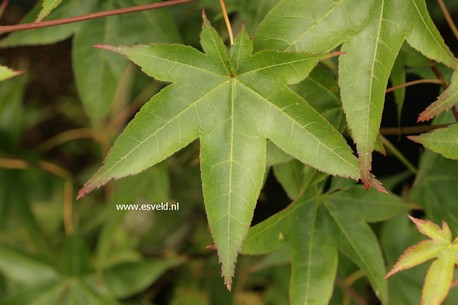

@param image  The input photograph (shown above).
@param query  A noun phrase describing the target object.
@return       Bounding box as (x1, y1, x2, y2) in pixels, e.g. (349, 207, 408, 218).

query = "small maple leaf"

(386, 216, 458, 305)
(78, 15, 376, 288)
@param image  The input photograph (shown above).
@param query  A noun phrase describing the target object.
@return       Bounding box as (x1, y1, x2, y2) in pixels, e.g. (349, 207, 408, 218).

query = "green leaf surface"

(254, 0, 457, 187)
(385, 240, 447, 278)
(409, 216, 451, 242)
(339, 0, 410, 186)
(0, 244, 59, 285)
(98, 258, 183, 298)
(78, 19, 365, 288)
(418, 70, 458, 122)
(0, 72, 27, 142)
(58, 233, 92, 277)
(37, 0, 63, 21)
(391, 55, 407, 124)
(243, 186, 408, 304)
(0, 65, 21, 81)
(386, 216, 458, 305)
(421, 250, 455, 305)
(291, 64, 346, 132)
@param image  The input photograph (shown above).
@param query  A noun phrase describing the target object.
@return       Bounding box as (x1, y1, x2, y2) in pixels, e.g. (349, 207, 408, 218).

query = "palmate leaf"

(386, 217, 458, 305)
(77, 17, 371, 287)
(242, 186, 408, 305)
(255, 0, 457, 187)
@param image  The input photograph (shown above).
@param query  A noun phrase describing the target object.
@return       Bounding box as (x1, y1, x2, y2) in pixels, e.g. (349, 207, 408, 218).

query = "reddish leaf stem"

(436, 0, 458, 40)
(385, 79, 444, 93)
(379, 124, 450, 135)
(0, 0, 195, 35)
(0, 0, 8, 19)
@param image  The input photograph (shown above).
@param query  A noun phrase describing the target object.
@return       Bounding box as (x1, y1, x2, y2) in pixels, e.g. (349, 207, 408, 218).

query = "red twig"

(0, 0, 195, 35)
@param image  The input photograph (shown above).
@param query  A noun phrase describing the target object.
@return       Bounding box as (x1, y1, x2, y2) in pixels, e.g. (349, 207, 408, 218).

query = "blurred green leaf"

(0, 74, 27, 143)
(99, 258, 183, 298)
(243, 186, 409, 305)
(0, 244, 59, 285)
(58, 233, 92, 277)
(37, 0, 63, 21)
(0, 66, 21, 81)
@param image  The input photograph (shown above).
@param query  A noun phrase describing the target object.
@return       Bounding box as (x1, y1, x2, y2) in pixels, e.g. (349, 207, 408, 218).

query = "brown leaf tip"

(201, 7, 208, 23)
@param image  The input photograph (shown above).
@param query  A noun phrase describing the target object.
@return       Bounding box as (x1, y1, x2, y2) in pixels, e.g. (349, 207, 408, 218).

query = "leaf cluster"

(0, 0, 458, 304)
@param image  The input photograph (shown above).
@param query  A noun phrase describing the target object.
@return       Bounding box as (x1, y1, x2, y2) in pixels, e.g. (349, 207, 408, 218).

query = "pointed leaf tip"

(201, 7, 208, 23)
(93, 44, 128, 57)
(226, 283, 232, 291)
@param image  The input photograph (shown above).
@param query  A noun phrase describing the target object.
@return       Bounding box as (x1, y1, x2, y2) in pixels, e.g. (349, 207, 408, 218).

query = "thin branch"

(0, 0, 8, 19)
(437, 0, 458, 40)
(34, 128, 95, 153)
(380, 124, 451, 135)
(385, 79, 444, 93)
(0, 0, 195, 35)
(219, 0, 233, 45)
(431, 64, 449, 88)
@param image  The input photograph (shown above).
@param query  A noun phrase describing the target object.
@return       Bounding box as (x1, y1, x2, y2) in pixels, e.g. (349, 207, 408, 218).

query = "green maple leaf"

(77, 16, 376, 287)
(255, 0, 457, 187)
(0, 65, 21, 82)
(408, 124, 458, 160)
(386, 216, 458, 305)
(242, 186, 409, 305)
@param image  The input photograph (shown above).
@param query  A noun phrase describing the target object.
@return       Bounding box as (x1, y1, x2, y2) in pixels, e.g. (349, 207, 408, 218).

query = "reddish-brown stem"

(437, 0, 458, 40)
(0, 0, 195, 35)
(385, 79, 444, 93)
(0, 0, 9, 18)
(380, 124, 451, 135)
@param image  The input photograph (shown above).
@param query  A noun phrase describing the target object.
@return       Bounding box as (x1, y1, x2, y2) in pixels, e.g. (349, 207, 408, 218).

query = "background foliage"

(0, 0, 457, 304)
